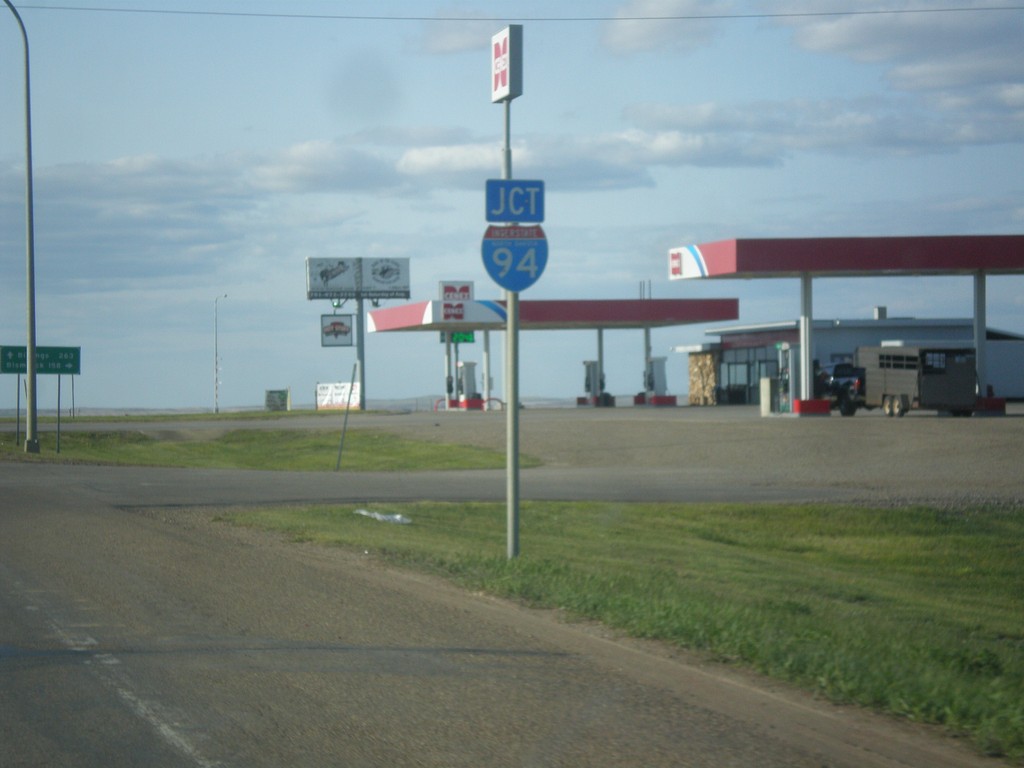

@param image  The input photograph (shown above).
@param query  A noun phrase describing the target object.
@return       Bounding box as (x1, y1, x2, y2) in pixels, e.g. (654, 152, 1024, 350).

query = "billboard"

(321, 314, 354, 347)
(306, 258, 410, 300)
(362, 258, 411, 299)
(306, 258, 358, 299)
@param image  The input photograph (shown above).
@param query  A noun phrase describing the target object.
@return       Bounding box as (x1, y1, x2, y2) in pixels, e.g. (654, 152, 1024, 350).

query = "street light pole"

(3, 0, 40, 453)
(214, 294, 226, 413)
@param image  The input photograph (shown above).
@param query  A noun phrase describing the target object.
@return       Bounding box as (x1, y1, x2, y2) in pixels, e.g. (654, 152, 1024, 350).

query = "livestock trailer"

(853, 345, 977, 417)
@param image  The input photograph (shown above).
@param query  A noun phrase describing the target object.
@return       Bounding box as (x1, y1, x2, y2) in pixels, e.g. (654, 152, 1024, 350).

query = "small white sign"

(321, 314, 354, 347)
(316, 381, 361, 410)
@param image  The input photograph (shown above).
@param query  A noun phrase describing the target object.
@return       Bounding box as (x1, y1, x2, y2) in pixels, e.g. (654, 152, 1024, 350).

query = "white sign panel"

(307, 258, 358, 299)
(439, 281, 474, 301)
(305, 257, 410, 300)
(362, 258, 411, 299)
(316, 381, 362, 410)
(321, 314, 354, 347)
(491, 25, 523, 103)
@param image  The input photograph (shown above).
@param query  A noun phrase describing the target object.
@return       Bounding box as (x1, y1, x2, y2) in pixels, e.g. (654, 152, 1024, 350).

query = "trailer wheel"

(893, 395, 906, 418)
(882, 395, 894, 417)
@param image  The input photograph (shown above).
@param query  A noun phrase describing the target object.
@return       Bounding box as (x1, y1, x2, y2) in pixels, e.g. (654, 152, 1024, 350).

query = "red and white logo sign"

(670, 250, 682, 277)
(440, 281, 474, 301)
(490, 26, 522, 103)
(443, 302, 465, 320)
(493, 37, 508, 94)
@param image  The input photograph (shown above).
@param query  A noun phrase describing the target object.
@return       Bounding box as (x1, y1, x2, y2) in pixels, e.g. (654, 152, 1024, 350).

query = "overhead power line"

(16, 4, 1024, 23)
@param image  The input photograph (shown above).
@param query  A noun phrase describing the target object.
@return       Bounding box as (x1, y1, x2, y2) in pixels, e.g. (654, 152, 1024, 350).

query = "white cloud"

(623, 91, 1023, 159)
(779, 3, 1019, 65)
(774, 3, 1024, 119)
(248, 141, 400, 194)
(396, 142, 497, 176)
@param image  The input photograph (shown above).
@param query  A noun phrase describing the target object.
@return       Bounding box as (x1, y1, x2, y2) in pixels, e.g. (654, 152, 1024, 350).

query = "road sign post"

(490, 24, 526, 559)
(2, 345, 81, 454)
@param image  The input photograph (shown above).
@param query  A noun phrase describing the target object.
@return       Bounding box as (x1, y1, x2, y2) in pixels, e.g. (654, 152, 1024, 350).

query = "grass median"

(224, 500, 1024, 761)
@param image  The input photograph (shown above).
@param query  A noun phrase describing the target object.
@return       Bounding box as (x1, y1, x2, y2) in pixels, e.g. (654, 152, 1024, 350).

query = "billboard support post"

(356, 294, 366, 410)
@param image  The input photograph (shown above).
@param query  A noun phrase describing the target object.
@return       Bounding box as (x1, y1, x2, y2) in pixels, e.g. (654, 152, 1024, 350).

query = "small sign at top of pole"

(491, 25, 523, 103)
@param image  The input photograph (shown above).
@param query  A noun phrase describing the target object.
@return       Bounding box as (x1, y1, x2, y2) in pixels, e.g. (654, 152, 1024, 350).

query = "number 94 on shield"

(481, 227, 548, 292)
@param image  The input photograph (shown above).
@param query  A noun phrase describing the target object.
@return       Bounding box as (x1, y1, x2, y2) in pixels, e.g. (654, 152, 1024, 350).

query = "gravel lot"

(339, 402, 1024, 506)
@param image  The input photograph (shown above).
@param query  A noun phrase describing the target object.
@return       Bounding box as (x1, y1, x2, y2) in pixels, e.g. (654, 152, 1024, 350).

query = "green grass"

(224, 500, 1024, 760)
(0, 428, 530, 471)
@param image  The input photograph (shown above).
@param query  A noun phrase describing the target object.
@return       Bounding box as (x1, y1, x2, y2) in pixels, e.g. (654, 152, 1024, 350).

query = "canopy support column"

(799, 272, 814, 402)
(443, 333, 452, 410)
(974, 271, 987, 395)
(483, 330, 492, 409)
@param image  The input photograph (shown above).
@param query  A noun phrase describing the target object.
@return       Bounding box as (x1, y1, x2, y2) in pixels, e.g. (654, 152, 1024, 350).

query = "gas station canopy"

(671, 235, 1024, 279)
(669, 234, 1024, 410)
(368, 298, 739, 333)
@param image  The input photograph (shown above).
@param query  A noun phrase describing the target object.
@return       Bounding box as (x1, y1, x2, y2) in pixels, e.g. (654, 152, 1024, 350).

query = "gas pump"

(456, 361, 483, 409)
(645, 357, 667, 396)
(579, 360, 604, 406)
(638, 356, 677, 406)
(776, 343, 800, 413)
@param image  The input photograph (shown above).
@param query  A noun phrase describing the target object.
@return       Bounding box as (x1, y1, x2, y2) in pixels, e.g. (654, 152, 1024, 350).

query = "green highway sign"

(1, 346, 81, 375)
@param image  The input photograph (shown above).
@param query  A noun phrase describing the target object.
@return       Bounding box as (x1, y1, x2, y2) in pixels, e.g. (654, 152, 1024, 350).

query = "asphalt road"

(2, 405, 1021, 767)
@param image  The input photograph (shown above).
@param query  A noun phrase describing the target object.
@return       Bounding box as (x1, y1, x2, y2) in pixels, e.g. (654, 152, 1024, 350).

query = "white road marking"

(16, 585, 224, 768)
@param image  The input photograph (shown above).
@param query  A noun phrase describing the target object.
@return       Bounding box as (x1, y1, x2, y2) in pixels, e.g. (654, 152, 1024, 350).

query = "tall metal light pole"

(3, 0, 39, 453)
(214, 294, 227, 413)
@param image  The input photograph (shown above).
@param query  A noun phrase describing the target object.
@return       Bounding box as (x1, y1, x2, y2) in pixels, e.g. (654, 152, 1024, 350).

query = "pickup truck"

(817, 362, 866, 417)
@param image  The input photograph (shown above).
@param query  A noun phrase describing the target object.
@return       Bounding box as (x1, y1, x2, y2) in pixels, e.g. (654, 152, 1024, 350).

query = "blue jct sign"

(485, 179, 544, 223)
(481, 225, 548, 292)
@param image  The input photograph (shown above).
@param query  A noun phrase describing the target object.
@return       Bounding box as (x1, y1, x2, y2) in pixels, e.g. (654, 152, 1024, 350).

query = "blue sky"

(2, 0, 1023, 410)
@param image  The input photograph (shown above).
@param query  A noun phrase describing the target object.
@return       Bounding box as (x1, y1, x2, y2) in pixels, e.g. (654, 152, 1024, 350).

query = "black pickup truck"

(816, 362, 867, 416)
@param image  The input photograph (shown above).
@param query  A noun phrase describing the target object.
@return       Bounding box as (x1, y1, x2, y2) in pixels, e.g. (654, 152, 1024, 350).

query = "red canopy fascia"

(517, 299, 738, 329)
(672, 235, 1024, 279)
(368, 298, 739, 333)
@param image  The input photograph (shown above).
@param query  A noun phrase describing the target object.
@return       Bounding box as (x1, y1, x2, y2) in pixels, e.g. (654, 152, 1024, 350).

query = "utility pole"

(3, 0, 40, 452)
